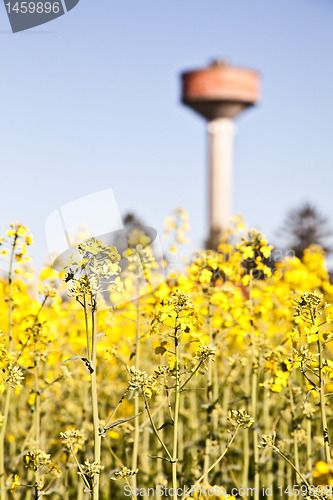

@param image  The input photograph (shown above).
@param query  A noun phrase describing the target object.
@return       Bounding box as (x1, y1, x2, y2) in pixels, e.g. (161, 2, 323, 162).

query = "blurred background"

(1, 0, 333, 268)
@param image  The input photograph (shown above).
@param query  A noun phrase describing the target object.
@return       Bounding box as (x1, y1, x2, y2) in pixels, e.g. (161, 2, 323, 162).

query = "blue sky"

(1, 0, 333, 268)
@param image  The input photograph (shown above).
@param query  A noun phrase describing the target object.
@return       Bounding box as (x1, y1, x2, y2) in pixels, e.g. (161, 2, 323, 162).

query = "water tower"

(181, 60, 260, 244)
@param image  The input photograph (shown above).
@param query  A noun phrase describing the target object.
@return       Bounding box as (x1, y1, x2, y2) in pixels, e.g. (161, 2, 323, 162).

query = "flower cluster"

(258, 432, 276, 449)
(79, 460, 104, 478)
(112, 466, 138, 479)
(195, 344, 216, 362)
(127, 366, 159, 398)
(227, 410, 254, 429)
(294, 291, 326, 322)
(149, 289, 202, 337)
(64, 237, 122, 297)
(0, 333, 12, 366)
(60, 429, 86, 453)
(170, 290, 194, 312)
(285, 346, 318, 372)
(164, 208, 190, 247)
(0, 222, 32, 264)
(5, 366, 24, 389)
(123, 245, 157, 278)
(23, 450, 52, 472)
(237, 230, 273, 284)
(10, 474, 20, 493)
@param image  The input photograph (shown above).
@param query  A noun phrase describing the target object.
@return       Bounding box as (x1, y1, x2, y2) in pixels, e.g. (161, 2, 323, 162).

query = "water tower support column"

(208, 117, 234, 234)
(181, 59, 260, 244)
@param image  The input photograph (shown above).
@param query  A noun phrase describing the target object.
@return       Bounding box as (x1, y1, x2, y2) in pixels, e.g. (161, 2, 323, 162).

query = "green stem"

(103, 389, 129, 432)
(83, 296, 91, 363)
(35, 480, 39, 500)
(249, 272, 259, 500)
(132, 298, 140, 491)
(317, 334, 331, 462)
(156, 395, 165, 483)
(0, 236, 17, 500)
(172, 328, 180, 500)
(242, 362, 250, 491)
(0, 389, 11, 499)
(178, 394, 184, 463)
(203, 301, 213, 478)
(263, 375, 272, 495)
(142, 392, 172, 461)
(179, 361, 203, 392)
(125, 478, 138, 500)
(221, 380, 230, 484)
(69, 443, 92, 492)
(91, 296, 101, 500)
(306, 418, 312, 481)
(272, 446, 310, 489)
(197, 424, 241, 485)
(34, 336, 40, 449)
(34, 340, 40, 490)
(289, 380, 299, 474)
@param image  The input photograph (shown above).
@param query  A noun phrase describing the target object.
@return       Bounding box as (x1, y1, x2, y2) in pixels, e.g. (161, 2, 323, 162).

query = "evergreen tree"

(279, 202, 332, 259)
